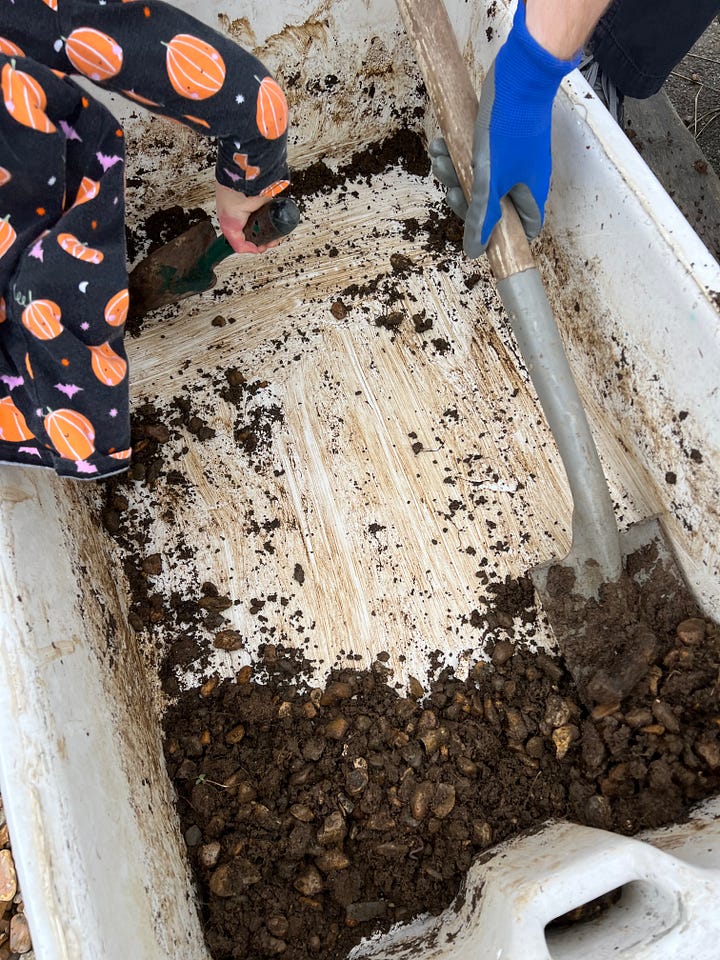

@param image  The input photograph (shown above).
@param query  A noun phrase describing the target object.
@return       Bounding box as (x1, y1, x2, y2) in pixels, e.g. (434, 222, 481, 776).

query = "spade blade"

(128, 219, 218, 318)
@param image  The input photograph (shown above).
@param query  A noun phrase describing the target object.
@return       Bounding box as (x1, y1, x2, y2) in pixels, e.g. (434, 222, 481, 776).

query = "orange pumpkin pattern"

(104, 289, 129, 327)
(43, 0, 58, 9)
(45, 409, 96, 460)
(89, 342, 127, 386)
(65, 28, 124, 82)
(57, 232, 104, 264)
(2, 62, 56, 133)
(0, 297, 5, 324)
(255, 76, 288, 140)
(109, 447, 132, 461)
(165, 34, 226, 100)
(21, 299, 64, 340)
(0, 397, 35, 443)
(0, 37, 24, 56)
(73, 176, 100, 207)
(122, 89, 162, 108)
(233, 152, 260, 180)
(0, 166, 11, 187)
(260, 179, 290, 199)
(0, 215, 16, 260)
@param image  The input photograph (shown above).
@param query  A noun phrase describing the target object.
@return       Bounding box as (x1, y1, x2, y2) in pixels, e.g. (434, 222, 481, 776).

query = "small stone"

(545, 695, 573, 728)
(317, 812, 346, 846)
(315, 849, 351, 873)
(472, 821, 493, 847)
(696, 739, 720, 769)
(184, 825, 202, 847)
(198, 842, 221, 869)
(324, 717, 349, 740)
(214, 630, 244, 651)
(290, 804, 315, 823)
(267, 916, 289, 939)
(408, 676, 424, 700)
(552, 724, 580, 760)
(9, 912, 31, 954)
(625, 708, 654, 728)
(491, 640, 515, 666)
(330, 300, 348, 320)
(320, 682, 353, 706)
(211, 315, 227, 327)
(0, 851, 17, 902)
(431, 784, 456, 819)
(418, 727, 448, 754)
(374, 841, 408, 859)
(455, 755, 478, 776)
(345, 768, 369, 796)
(591, 702, 621, 720)
(302, 738, 325, 762)
(236, 665, 253, 684)
(677, 618, 706, 645)
(224, 777, 256, 802)
(225, 723, 245, 744)
(504, 707, 528, 742)
(210, 859, 261, 897)
(258, 935, 286, 956)
(652, 700, 681, 733)
(294, 865, 324, 896)
(366, 812, 396, 831)
(640, 724, 665, 736)
(410, 783, 433, 821)
(200, 677, 218, 698)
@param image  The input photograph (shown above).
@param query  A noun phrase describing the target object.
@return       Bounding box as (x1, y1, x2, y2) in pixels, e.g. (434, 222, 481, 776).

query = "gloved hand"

(430, 1, 580, 258)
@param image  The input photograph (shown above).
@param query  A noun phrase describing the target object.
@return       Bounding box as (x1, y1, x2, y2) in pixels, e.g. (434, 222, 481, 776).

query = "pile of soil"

(164, 617, 720, 960)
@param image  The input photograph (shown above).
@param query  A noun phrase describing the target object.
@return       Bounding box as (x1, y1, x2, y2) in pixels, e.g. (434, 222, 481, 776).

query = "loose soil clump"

(164, 618, 720, 960)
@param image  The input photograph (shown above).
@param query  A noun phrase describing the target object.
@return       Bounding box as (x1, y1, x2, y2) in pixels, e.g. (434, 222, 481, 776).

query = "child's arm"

(4, 0, 290, 249)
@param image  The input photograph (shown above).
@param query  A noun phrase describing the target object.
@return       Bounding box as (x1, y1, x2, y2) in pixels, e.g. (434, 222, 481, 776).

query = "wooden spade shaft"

(395, 0, 624, 595)
(394, 0, 534, 280)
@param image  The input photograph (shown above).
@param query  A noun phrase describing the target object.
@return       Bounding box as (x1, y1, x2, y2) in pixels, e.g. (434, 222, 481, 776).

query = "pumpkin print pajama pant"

(0, 0, 289, 479)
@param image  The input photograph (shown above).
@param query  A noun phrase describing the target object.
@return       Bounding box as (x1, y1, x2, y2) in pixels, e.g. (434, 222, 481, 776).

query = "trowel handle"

(200, 196, 301, 271)
(245, 196, 301, 245)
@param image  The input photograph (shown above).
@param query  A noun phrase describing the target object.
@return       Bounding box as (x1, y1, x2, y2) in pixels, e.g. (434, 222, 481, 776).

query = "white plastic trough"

(1, 1, 719, 959)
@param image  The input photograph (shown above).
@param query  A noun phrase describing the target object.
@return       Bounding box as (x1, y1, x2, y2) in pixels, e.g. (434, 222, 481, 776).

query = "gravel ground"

(665, 17, 720, 175)
(0, 798, 33, 958)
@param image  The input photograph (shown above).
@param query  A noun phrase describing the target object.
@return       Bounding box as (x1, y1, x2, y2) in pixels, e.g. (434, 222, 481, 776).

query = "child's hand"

(215, 183, 284, 254)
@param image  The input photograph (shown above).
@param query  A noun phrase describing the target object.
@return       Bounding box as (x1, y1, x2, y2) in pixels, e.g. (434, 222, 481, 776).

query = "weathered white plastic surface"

(0, 2, 719, 959)
(350, 799, 720, 960)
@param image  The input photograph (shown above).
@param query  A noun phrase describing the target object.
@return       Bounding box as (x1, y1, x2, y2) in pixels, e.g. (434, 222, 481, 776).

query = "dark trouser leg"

(590, 0, 720, 98)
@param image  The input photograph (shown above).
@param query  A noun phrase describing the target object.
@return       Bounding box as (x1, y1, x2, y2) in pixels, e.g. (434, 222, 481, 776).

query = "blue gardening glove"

(430, 1, 580, 258)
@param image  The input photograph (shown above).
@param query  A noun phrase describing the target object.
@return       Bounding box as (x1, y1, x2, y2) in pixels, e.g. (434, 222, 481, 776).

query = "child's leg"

(1, 58, 131, 479)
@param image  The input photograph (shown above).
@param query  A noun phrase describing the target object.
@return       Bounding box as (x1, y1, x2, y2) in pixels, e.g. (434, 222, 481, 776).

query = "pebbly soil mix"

(101, 129, 720, 960)
(164, 616, 720, 960)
